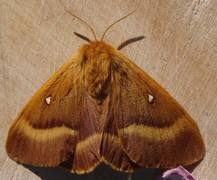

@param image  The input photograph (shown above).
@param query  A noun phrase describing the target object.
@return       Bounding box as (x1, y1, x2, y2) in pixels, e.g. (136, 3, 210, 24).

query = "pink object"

(158, 166, 196, 180)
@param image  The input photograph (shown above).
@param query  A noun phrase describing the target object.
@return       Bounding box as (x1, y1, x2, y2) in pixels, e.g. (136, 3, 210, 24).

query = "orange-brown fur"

(6, 41, 205, 174)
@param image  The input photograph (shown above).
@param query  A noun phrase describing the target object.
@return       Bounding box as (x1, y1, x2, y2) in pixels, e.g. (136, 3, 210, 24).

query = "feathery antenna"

(65, 9, 136, 42)
(101, 10, 136, 41)
(65, 9, 97, 41)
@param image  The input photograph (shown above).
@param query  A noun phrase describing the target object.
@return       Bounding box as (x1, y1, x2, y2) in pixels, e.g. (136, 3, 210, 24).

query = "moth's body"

(6, 41, 205, 174)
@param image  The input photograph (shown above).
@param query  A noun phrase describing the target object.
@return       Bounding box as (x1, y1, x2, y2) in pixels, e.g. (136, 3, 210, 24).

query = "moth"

(6, 11, 205, 174)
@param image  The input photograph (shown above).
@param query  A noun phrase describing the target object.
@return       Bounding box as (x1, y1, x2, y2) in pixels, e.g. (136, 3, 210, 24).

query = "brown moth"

(6, 11, 205, 174)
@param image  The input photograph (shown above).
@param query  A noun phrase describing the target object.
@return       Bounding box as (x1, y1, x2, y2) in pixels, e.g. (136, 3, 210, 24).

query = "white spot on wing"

(148, 93, 154, 103)
(45, 96, 51, 105)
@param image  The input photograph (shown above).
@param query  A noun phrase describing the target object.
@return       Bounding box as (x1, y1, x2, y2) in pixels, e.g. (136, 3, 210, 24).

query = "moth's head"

(80, 40, 115, 59)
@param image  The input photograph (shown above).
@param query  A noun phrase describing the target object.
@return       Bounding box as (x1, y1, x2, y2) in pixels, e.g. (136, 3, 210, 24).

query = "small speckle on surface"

(148, 93, 154, 103)
(45, 96, 51, 105)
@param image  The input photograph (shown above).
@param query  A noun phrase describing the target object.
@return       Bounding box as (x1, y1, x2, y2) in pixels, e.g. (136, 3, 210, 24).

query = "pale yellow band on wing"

(118, 117, 188, 141)
(76, 134, 101, 151)
(76, 133, 120, 151)
(16, 119, 78, 142)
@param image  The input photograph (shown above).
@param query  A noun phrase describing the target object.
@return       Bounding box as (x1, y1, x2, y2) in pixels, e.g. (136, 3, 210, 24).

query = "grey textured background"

(1, 0, 217, 179)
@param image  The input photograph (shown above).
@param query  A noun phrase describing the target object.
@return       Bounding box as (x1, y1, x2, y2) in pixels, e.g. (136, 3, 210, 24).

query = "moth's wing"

(112, 53, 205, 168)
(6, 53, 100, 173)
